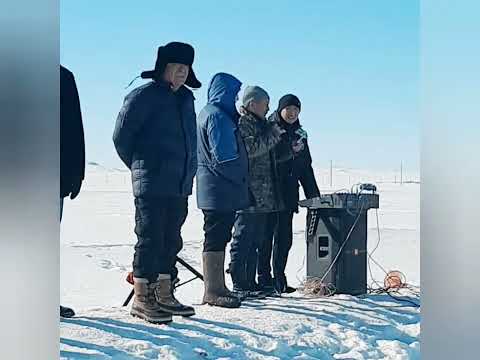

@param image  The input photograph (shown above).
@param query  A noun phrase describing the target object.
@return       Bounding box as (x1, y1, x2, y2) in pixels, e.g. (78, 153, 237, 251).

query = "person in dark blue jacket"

(113, 42, 201, 324)
(196, 72, 249, 308)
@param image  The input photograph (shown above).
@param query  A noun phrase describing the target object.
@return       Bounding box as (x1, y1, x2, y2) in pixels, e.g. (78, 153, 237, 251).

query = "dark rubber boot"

(202, 251, 241, 308)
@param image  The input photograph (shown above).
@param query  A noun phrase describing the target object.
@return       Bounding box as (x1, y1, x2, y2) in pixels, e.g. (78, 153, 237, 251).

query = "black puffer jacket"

(269, 111, 320, 212)
(113, 81, 197, 198)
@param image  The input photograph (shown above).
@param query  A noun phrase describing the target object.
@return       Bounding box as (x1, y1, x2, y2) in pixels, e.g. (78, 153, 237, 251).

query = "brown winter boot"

(154, 274, 195, 317)
(130, 278, 172, 324)
(202, 251, 241, 308)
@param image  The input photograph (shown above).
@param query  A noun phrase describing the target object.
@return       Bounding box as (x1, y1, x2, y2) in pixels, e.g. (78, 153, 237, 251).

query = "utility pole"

(330, 160, 333, 188)
(400, 161, 403, 185)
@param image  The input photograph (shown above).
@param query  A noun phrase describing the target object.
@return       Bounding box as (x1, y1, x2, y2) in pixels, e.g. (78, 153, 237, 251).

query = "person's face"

(280, 105, 300, 124)
(249, 98, 270, 119)
(163, 63, 189, 91)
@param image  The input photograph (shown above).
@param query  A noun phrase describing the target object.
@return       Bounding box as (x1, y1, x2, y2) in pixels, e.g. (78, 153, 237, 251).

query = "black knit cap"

(141, 42, 201, 89)
(277, 94, 301, 112)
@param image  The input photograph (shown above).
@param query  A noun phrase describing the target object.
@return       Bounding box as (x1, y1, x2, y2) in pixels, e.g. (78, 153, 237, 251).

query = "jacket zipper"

(178, 96, 189, 195)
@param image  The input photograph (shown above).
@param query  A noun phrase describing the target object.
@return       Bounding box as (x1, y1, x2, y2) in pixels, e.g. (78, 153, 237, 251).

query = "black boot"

(260, 285, 281, 297)
(274, 276, 296, 294)
(60, 305, 75, 318)
(285, 285, 296, 294)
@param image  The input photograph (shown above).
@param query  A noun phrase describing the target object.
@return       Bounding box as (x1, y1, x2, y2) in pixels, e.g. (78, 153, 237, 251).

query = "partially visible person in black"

(60, 65, 86, 317)
(257, 94, 320, 294)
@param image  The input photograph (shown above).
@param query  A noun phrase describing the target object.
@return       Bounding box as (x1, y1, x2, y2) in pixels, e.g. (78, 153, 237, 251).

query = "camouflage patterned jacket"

(238, 111, 285, 212)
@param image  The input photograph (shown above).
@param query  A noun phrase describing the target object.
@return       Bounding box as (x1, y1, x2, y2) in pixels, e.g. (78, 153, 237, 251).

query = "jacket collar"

(242, 109, 266, 122)
(152, 80, 194, 99)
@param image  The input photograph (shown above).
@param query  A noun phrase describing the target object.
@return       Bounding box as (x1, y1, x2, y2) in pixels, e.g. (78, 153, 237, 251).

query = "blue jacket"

(113, 81, 197, 198)
(196, 73, 250, 210)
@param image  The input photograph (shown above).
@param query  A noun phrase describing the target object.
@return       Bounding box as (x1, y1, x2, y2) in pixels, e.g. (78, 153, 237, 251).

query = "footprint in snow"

(98, 259, 127, 271)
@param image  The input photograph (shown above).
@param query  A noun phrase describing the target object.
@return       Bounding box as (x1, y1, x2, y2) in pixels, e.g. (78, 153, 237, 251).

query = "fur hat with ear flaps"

(140, 42, 201, 89)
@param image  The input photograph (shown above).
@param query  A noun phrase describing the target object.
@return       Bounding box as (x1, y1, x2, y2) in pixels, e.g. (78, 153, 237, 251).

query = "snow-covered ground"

(60, 164, 420, 360)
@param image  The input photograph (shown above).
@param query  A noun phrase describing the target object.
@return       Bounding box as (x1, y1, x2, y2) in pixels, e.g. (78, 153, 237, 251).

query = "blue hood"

(207, 73, 241, 116)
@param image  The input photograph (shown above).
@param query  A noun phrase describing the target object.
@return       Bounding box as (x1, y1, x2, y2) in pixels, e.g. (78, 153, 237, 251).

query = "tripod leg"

(123, 257, 203, 306)
(176, 256, 204, 281)
(123, 289, 134, 307)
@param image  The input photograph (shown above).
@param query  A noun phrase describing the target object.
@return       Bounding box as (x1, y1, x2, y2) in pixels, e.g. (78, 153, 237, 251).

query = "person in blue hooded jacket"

(196, 72, 249, 308)
(113, 42, 200, 324)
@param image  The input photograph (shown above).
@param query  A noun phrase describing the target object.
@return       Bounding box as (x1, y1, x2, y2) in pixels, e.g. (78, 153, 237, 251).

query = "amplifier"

(299, 192, 379, 295)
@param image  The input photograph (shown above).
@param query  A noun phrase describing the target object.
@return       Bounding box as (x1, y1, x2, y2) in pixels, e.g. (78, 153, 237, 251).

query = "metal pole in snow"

(330, 160, 333, 188)
(400, 161, 403, 185)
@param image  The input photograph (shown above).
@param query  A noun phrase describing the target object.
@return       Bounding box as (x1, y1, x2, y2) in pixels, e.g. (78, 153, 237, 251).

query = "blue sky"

(61, 0, 419, 172)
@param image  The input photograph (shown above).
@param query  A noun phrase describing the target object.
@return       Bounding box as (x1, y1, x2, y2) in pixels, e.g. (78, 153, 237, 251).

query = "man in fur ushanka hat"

(113, 41, 201, 324)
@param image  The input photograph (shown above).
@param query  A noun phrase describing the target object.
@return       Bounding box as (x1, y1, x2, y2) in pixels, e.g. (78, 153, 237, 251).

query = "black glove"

(70, 179, 83, 200)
